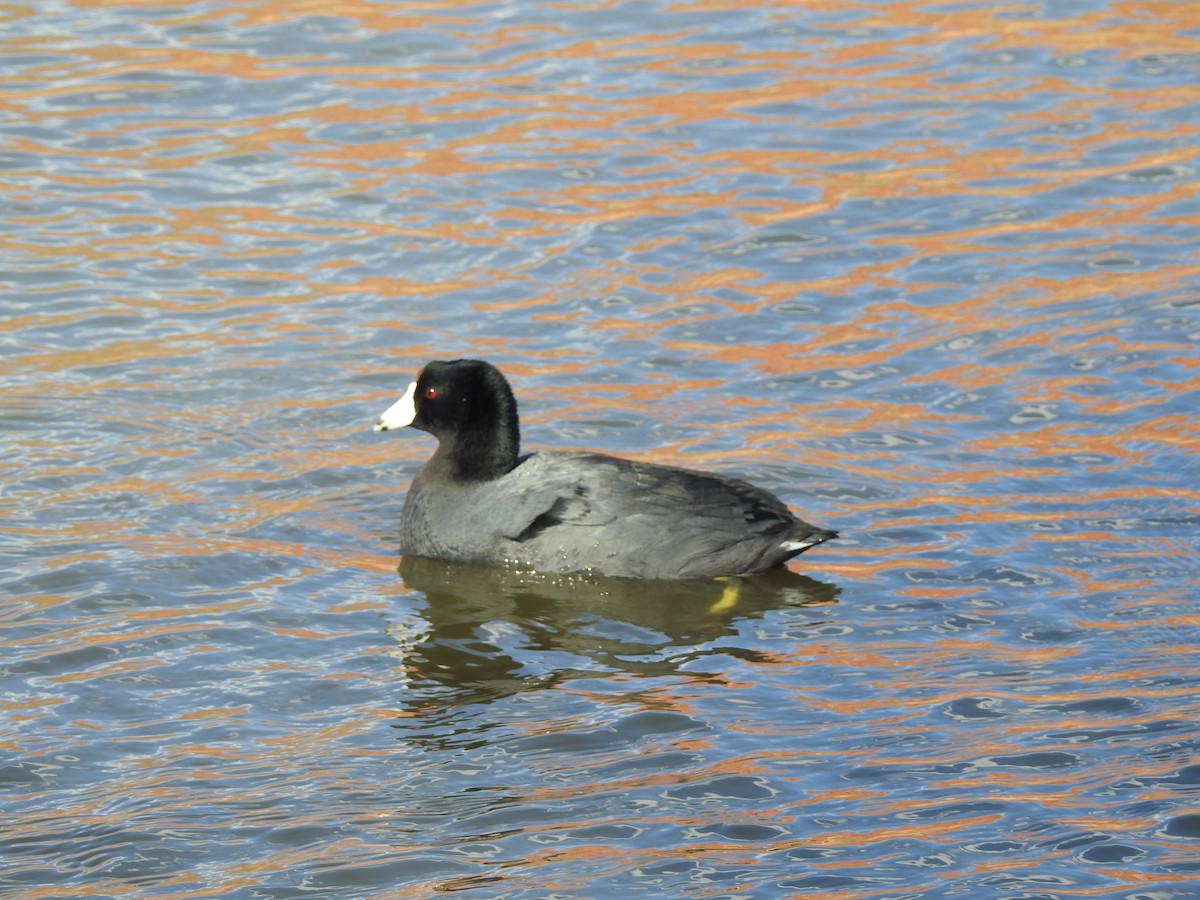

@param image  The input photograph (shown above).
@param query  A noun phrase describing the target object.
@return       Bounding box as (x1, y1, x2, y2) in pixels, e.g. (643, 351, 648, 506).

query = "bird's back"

(403, 450, 834, 578)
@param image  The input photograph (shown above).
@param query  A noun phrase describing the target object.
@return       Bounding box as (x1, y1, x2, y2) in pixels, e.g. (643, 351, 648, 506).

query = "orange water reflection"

(4, 0, 1200, 895)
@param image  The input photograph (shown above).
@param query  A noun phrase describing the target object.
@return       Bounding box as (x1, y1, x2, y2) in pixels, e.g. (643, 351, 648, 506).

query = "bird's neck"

(431, 417, 519, 482)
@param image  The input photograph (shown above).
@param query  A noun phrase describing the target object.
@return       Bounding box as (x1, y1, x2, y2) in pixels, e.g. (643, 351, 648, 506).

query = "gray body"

(401, 449, 834, 579)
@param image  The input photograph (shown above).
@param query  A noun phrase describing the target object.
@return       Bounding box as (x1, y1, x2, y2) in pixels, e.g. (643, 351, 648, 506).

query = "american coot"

(374, 359, 836, 579)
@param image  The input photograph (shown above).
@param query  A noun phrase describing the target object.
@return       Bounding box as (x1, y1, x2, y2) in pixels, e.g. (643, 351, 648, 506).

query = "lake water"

(3, 1, 1200, 897)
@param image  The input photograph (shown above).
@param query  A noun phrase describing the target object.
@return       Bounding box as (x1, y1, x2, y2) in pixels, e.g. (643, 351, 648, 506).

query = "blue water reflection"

(3, 0, 1200, 896)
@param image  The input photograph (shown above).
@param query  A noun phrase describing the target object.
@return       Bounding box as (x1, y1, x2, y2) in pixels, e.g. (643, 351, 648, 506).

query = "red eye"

(423, 387, 437, 400)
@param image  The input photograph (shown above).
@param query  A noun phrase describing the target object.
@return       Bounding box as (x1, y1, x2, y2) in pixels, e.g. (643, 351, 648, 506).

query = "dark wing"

(477, 453, 616, 543)
(494, 452, 822, 577)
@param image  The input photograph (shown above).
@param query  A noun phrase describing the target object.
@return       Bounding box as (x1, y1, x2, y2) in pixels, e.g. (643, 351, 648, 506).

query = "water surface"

(3, 1, 1200, 897)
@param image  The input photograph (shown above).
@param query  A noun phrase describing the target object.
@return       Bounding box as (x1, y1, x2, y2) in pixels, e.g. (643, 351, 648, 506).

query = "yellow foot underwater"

(709, 577, 741, 614)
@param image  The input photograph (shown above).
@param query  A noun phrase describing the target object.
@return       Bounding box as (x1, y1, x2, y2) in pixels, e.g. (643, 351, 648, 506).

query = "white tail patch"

(780, 539, 818, 552)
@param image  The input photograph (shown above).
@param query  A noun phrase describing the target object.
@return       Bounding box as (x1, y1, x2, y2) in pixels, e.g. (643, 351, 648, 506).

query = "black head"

(409, 359, 520, 481)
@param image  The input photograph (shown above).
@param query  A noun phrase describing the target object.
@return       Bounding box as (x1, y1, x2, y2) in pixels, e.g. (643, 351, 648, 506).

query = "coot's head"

(374, 359, 520, 481)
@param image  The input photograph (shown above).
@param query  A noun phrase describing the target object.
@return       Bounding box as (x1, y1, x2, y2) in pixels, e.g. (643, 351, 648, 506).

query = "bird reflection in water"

(384, 555, 839, 724)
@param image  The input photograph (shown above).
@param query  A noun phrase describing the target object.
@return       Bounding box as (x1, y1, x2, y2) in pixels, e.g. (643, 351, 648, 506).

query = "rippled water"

(3, 1, 1200, 896)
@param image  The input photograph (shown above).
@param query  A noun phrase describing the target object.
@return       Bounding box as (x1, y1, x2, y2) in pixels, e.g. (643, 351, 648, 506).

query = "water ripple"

(3, 0, 1200, 897)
